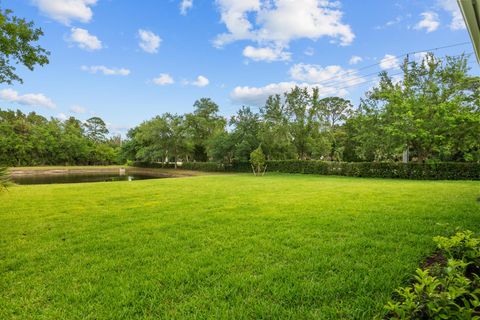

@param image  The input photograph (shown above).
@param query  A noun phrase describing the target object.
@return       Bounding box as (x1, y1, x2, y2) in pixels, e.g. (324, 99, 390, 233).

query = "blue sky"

(2, 0, 479, 135)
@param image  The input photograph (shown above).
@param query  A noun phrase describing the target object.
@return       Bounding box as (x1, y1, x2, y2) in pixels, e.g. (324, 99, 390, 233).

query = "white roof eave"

(457, 0, 480, 63)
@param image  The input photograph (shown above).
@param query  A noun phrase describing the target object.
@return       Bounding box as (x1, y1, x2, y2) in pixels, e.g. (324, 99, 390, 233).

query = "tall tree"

(0, 6, 49, 84)
(317, 97, 353, 160)
(165, 113, 189, 168)
(259, 94, 295, 160)
(84, 117, 109, 143)
(229, 106, 261, 161)
(185, 98, 226, 161)
(284, 87, 317, 160)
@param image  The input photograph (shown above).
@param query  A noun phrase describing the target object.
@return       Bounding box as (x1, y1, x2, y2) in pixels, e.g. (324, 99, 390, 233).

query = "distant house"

(457, 0, 480, 63)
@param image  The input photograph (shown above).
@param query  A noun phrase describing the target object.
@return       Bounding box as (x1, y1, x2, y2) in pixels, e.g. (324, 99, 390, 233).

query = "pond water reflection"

(12, 173, 167, 185)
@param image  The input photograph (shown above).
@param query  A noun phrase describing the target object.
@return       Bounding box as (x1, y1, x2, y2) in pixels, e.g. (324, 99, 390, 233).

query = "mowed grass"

(1, 174, 479, 319)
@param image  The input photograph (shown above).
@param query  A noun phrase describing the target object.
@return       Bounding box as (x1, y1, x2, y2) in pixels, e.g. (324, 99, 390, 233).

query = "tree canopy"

(0, 5, 49, 84)
(1, 53, 478, 167)
(0, 110, 120, 166)
(122, 53, 479, 165)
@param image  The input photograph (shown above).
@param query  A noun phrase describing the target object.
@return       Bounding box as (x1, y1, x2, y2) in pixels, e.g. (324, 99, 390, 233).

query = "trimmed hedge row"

(256, 160, 480, 180)
(132, 160, 480, 180)
(132, 161, 177, 169)
(181, 162, 225, 172)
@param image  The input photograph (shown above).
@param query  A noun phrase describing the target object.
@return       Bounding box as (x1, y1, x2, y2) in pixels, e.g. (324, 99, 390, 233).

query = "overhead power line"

(302, 41, 472, 89)
(221, 45, 474, 114)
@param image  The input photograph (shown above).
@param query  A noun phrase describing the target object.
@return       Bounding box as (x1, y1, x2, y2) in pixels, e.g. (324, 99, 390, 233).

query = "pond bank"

(9, 166, 212, 178)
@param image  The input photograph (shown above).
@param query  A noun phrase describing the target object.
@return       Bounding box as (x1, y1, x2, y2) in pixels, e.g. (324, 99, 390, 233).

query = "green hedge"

(228, 160, 480, 180)
(133, 160, 480, 180)
(132, 161, 225, 172)
(181, 162, 225, 172)
(131, 161, 177, 169)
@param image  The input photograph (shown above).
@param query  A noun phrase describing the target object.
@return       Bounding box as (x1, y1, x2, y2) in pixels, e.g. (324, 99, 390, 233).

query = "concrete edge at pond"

(8, 166, 223, 178)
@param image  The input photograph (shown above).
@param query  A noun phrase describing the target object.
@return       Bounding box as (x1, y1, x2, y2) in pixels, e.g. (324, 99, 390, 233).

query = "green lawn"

(1, 174, 479, 319)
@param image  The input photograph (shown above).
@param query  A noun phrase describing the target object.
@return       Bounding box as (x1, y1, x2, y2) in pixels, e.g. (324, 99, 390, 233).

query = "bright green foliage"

(250, 145, 266, 175)
(0, 6, 49, 84)
(121, 53, 479, 165)
(317, 97, 353, 161)
(126, 113, 191, 166)
(434, 230, 480, 261)
(185, 98, 226, 161)
(259, 94, 296, 160)
(1, 175, 479, 318)
(351, 54, 480, 162)
(385, 231, 480, 319)
(0, 109, 120, 166)
(228, 106, 261, 161)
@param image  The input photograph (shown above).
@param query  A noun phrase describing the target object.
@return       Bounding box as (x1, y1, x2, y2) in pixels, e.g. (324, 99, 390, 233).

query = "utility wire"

(296, 42, 472, 89)
(221, 49, 474, 115)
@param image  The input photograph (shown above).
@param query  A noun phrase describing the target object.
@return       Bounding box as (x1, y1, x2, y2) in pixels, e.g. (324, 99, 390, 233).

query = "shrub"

(0, 167, 10, 190)
(250, 146, 266, 176)
(384, 231, 480, 319)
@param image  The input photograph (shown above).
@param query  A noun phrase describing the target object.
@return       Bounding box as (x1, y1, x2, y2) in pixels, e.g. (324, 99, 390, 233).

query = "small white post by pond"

(119, 168, 126, 176)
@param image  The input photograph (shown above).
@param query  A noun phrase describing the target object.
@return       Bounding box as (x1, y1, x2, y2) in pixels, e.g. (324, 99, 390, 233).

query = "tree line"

(123, 53, 480, 164)
(0, 110, 120, 166)
(0, 53, 478, 167)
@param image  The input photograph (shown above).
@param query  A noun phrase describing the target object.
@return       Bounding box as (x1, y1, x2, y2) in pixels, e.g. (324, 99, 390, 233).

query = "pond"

(12, 173, 167, 185)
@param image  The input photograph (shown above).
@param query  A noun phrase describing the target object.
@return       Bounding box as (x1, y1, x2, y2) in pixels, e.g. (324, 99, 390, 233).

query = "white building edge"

(457, 0, 480, 63)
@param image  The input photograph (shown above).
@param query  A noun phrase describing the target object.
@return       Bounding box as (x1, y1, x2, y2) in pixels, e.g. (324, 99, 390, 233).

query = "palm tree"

(0, 167, 10, 190)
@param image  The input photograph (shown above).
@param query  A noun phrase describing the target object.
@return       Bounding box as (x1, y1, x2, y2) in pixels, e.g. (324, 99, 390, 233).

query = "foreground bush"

(384, 231, 480, 319)
(0, 167, 9, 190)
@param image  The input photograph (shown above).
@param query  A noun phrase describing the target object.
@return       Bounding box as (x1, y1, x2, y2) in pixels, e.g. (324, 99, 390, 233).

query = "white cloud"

(380, 54, 400, 70)
(191, 75, 209, 87)
(32, 0, 97, 25)
(0, 88, 56, 109)
(153, 73, 175, 86)
(56, 113, 68, 121)
(138, 29, 161, 54)
(69, 27, 102, 51)
(349, 55, 362, 65)
(290, 63, 365, 86)
(375, 16, 403, 30)
(214, 0, 355, 54)
(231, 82, 298, 105)
(70, 105, 87, 114)
(81, 65, 130, 76)
(414, 12, 440, 33)
(180, 0, 193, 15)
(437, 0, 466, 30)
(304, 47, 315, 56)
(231, 81, 348, 106)
(107, 123, 131, 135)
(243, 45, 291, 62)
(231, 62, 365, 105)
